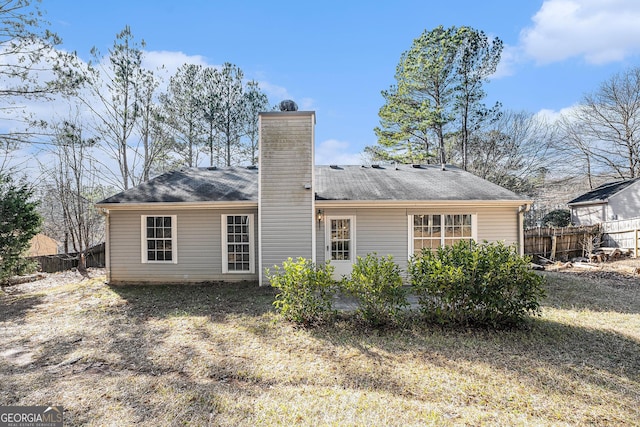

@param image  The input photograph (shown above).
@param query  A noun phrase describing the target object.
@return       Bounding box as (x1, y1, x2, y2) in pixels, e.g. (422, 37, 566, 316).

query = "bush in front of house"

(266, 257, 336, 324)
(340, 253, 408, 325)
(408, 241, 546, 327)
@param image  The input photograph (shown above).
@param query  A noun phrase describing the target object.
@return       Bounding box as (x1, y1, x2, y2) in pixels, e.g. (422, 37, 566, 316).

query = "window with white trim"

(222, 214, 254, 273)
(330, 218, 352, 261)
(410, 214, 475, 255)
(142, 215, 177, 263)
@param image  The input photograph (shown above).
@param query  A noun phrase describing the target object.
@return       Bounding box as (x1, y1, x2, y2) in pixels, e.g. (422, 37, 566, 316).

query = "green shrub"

(408, 241, 546, 327)
(266, 257, 336, 324)
(341, 253, 408, 325)
(541, 209, 571, 227)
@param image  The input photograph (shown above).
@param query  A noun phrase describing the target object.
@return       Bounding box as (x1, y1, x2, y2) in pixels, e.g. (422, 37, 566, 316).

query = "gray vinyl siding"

(316, 204, 521, 271)
(474, 206, 519, 245)
(316, 208, 408, 267)
(107, 208, 258, 284)
(571, 204, 606, 225)
(608, 184, 640, 220)
(259, 113, 315, 281)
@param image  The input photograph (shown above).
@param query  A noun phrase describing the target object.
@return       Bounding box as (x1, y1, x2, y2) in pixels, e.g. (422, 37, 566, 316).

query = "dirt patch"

(545, 258, 640, 289)
(1, 268, 105, 295)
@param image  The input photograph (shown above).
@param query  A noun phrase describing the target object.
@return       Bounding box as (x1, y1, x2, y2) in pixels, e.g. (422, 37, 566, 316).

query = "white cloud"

(315, 139, 365, 165)
(492, 44, 521, 79)
(256, 81, 291, 103)
(533, 104, 585, 129)
(520, 0, 640, 64)
(142, 50, 211, 81)
(534, 108, 564, 122)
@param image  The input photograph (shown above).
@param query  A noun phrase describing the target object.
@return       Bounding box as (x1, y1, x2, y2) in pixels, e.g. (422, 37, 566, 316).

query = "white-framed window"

(222, 214, 254, 274)
(329, 217, 354, 261)
(141, 215, 177, 263)
(409, 214, 476, 255)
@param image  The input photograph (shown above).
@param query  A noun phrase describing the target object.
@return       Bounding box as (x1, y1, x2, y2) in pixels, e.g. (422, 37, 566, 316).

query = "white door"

(326, 216, 355, 279)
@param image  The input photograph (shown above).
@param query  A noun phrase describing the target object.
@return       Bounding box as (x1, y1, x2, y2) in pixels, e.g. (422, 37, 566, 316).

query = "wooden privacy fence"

(601, 218, 640, 256)
(524, 225, 600, 261)
(28, 243, 106, 273)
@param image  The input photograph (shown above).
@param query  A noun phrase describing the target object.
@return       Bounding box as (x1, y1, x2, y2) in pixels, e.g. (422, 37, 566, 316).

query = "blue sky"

(35, 0, 640, 164)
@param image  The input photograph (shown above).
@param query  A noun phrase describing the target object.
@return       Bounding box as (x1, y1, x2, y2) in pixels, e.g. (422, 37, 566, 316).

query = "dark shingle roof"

(97, 166, 258, 204)
(97, 164, 526, 205)
(315, 164, 524, 201)
(568, 177, 640, 205)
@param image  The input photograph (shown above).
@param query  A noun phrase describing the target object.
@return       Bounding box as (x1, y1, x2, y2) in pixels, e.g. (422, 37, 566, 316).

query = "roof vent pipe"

(441, 163, 446, 171)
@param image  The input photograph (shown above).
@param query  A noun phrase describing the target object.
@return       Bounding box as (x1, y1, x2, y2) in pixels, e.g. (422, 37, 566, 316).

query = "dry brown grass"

(1, 266, 638, 426)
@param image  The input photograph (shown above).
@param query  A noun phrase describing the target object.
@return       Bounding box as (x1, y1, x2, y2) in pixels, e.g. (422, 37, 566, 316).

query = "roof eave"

(95, 200, 258, 211)
(315, 199, 532, 208)
(567, 199, 608, 207)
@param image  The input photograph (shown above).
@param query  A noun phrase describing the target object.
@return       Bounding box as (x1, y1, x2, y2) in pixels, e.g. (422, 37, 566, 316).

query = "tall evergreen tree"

(0, 173, 41, 282)
(202, 66, 222, 167)
(242, 80, 270, 165)
(159, 63, 205, 168)
(136, 68, 168, 181)
(371, 26, 502, 166)
(455, 27, 502, 170)
(81, 26, 147, 190)
(213, 63, 245, 166)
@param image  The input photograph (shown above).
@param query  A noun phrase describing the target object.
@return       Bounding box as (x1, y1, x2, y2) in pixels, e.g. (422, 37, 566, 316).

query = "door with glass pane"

(326, 216, 355, 278)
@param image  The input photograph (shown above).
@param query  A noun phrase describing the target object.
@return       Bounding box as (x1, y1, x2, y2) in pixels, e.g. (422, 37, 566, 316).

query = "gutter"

(316, 199, 532, 208)
(95, 201, 258, 211)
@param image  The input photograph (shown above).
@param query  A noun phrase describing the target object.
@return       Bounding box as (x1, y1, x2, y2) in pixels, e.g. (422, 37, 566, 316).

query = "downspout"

(257, 114, 263, 286)
(310, 114, 317, 264)
(518, 204, 530, 256)
(99, 208, 111, 283)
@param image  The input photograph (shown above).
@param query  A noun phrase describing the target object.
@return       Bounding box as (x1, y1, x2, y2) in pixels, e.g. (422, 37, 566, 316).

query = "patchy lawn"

(0, 267, 638, 426)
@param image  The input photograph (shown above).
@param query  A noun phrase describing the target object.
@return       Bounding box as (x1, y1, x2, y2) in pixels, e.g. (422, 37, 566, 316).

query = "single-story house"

(96, 108, 531, 285)
(568, 177, 640, 225)
(28, 234, 60, 257)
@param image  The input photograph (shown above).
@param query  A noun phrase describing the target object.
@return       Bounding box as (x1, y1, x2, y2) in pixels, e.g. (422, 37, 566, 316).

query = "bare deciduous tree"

(555, 113, 597, 189)
(467, 110, 554, 195)
(559, 67, 640, 181)
(0, 0, 82, 172)
(40, 119, 105, 254)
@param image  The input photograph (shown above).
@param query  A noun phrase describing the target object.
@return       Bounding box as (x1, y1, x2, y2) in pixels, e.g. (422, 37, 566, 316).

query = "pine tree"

(0, 174, 42, 282)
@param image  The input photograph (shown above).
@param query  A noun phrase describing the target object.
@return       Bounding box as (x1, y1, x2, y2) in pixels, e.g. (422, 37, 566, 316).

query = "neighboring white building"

(568, 178, 640, 225)
(96, 106, 531, 285)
